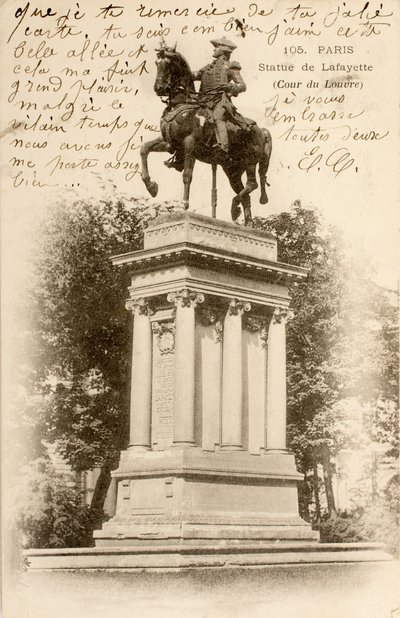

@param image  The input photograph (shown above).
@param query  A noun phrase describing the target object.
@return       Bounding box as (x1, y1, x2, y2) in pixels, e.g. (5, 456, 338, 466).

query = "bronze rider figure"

(193, 36, 250, 157)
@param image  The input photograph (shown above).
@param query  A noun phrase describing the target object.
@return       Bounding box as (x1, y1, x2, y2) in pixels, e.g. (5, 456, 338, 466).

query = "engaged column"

(221, 299, 251, 450)
(125, 296, 153, 451)
(168, 288, 204, 447)
(266, 307, 292, 452)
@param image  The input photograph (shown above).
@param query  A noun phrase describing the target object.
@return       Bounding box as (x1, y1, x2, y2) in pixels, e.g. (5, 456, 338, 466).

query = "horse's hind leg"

(259, 129, 272, 205)
(140, 137, 171, 197)
(238, 163, 258, 226)
(182, 135, 196, 209)
(259, 159, 268, 205)
(224, 167, 245, 222)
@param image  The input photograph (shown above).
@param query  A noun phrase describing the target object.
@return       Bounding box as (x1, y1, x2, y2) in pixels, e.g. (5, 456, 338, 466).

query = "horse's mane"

(170, 51, 195, 93)
(172, 51, 192, 74)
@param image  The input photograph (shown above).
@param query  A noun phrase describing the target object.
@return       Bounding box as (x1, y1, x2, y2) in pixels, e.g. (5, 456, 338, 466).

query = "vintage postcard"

(1, 0, 399, 616)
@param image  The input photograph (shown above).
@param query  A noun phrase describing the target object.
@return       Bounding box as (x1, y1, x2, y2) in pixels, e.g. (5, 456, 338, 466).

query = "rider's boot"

(215, 121, 230, 155)
(164, 154, 184, 172)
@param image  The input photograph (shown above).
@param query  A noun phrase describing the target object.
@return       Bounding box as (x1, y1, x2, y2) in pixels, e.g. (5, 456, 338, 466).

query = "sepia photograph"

(1, 0, 399, 616)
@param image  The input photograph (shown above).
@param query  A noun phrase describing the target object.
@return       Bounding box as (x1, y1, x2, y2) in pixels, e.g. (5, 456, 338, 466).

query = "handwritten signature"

(298, 146, 355, 175)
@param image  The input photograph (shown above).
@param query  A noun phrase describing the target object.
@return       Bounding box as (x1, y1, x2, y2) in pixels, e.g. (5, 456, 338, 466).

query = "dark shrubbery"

(319, 512, 364, 544)
(15, 458, 107, 549)
(320, 479, 399, 555)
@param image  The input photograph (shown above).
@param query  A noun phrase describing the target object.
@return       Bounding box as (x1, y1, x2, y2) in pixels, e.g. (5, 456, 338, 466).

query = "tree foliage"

(31, 198, 144, 472)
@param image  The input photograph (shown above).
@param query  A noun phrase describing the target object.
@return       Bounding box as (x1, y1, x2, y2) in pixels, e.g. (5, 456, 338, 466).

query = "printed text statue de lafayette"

(140, 37, 272, 226)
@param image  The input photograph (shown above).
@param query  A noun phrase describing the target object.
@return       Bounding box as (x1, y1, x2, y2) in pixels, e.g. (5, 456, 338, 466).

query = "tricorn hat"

(210, 36, 237, 52)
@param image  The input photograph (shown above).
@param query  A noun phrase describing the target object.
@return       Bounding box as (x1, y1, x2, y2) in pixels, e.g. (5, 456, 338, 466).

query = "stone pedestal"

(93, 211, 318, 548)
(23, 210, 393, 571)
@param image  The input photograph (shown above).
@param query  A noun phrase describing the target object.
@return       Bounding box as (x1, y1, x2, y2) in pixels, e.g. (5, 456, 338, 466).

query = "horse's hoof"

(148, 182, 158, 197)
(259, 194, 268, 205)
(183, 201, 190, 210)
(231, 204, 241, 222)
(244, 208, 253, 227)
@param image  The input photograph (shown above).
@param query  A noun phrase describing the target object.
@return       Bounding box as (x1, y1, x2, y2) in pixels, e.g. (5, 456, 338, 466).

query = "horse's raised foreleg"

(140, 137, 172, 197)
(182, 135, 196, 210)
(259, 128, 272, 205)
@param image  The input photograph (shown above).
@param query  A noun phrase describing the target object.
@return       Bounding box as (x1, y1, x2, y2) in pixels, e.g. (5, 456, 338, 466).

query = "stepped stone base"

(16, 559, 399, 618)
(94, 516, 317, 548)
(92, 448, 318, 547)
(24, 542, 392, 571)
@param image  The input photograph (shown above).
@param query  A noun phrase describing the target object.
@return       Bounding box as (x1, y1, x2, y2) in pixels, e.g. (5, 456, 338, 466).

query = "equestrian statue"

(140, 37, 272, 226)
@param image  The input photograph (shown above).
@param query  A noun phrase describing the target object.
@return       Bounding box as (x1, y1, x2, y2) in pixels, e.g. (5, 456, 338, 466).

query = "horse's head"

(154, 46, 195, 100)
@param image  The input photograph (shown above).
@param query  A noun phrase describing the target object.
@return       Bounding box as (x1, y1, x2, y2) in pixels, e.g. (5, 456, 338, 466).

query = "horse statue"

(140, 44, 272, 226)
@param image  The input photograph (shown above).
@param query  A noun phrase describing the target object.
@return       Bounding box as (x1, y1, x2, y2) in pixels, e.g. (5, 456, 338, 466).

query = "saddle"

(162, 103, 199, 124)
(162, 102, 256, 170)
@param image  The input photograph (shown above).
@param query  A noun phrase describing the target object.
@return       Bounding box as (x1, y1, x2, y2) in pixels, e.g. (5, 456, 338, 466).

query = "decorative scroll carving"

(271, 307, 294, 325)
(243, 316, 263, 333)
(260, 325, 268, 349)
(167, 288, 205, 308)
(152, 321, 175, 354)
(227, 298, 251, 316)
(198, 308, 224, 343)
(125, 295, 153, 316)
(243, 315, 269, 348)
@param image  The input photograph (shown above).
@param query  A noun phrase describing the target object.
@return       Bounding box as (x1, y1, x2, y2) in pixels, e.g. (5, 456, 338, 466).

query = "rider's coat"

(193, 56, 247, 151)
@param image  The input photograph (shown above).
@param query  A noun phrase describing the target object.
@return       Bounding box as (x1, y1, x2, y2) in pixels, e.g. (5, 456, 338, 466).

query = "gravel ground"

(3, 560, 399, 618)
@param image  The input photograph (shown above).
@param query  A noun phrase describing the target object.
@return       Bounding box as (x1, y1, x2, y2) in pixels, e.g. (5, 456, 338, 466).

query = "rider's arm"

(192, 67, 205, 81)
(227, 61, 246, 96)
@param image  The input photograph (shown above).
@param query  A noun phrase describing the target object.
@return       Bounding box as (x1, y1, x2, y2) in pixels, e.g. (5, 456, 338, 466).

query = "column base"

(220, 444, 244, 451)
(172, 441, 196, 448)
(128, 444, 151, 452)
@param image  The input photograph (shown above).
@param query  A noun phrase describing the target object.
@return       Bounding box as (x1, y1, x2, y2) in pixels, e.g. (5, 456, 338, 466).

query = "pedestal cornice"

(112, 241, 307, 286)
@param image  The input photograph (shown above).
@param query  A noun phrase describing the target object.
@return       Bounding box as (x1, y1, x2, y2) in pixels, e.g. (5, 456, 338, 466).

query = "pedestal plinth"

(93, 211, 318, 549)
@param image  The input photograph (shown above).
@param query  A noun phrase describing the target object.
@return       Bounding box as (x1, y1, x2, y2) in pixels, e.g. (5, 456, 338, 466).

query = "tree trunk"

(299, 474, 311, 522)
(312, 456, 322, 524)
(321, 444, 337, 518)
(88, 367, 130, 520)
(89, 463, 113, 517)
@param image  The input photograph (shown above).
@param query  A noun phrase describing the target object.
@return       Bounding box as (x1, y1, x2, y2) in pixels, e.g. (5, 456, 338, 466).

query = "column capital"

(125, 296, 154, 316)
(271, 307, 294, 324)
(167, 288, 205, 308)
(227, 298, 251, 316)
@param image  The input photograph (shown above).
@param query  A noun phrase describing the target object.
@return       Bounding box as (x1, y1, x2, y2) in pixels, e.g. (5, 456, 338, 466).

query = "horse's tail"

(259, 128, 272, 205)
(261, 128, 272, 161)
